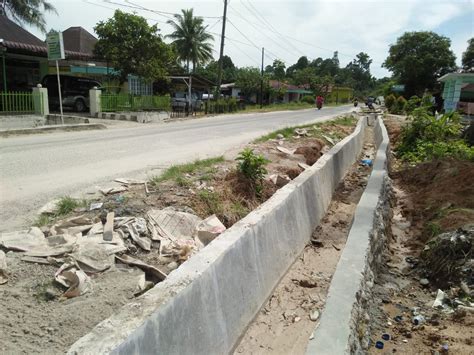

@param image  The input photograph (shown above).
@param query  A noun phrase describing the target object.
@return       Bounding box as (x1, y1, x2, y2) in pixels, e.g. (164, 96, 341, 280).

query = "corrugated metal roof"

(0, 16, 94, 60)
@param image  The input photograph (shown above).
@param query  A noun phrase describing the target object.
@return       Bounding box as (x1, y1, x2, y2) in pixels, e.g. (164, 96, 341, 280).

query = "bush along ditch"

(396, 108, 474, 162)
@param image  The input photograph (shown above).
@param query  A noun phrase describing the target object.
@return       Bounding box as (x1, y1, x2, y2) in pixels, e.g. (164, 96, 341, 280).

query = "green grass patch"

(254, 115, 357, 143)
(151, 156, 225, 185)
(33, 196, 87, 227)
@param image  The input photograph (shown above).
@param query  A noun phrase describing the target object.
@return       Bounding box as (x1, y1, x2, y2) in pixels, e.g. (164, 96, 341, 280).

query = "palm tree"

(0, 0, 57, 33)
(167, 9, 214, 72)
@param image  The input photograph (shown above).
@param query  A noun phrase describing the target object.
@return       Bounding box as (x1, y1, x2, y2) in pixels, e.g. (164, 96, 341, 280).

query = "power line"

(242, 0, 306, 57)
(228, 3, 302, 60)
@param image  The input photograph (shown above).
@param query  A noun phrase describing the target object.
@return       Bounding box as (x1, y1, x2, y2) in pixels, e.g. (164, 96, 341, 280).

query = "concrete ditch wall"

(68, 116, 368, 355)
(306, 116, 391, 354)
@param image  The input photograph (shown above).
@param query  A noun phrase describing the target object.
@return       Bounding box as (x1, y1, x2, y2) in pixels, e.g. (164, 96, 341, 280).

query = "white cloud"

(25, 0, 473, 77)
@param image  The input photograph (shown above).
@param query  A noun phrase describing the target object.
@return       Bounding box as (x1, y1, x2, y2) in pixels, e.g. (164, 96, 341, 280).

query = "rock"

(420, 278, 430, 286)
(276, 133, 284, 140)
(310, 309, 320, 321)
(294, 316, 301, 323)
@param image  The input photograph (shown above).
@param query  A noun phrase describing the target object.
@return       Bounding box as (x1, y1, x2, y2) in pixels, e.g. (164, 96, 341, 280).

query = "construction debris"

(268, 174, 291, 187)
(276, 146, 296, 155)
(0, 250, 7, 284)
(114, 178, 145, 185)
(294, 128, 309, 136)
(55, 263, 91, 298)
(103, 212, 114, 241)
(322, 135, 335, 146)
(0, 227, 45, 251)
(100, 186, 128, 195)
(196, 215, 226, 246)
(116, 254, 166, 282)
(89, 202, 103, 211)
(38, 199, 61, 215)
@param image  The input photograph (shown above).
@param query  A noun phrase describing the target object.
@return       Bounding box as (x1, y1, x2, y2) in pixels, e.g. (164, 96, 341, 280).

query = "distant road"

(0, 105, 352, 231)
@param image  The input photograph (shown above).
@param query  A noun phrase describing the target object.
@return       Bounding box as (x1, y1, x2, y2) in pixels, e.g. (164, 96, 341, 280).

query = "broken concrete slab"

(115, 255, 166, 282)
(146, 207, 202, 242)
(276, 146, 296, 155)
(55, 263, 91, 298)
(0, 250, 8, 284)
(114, 178, 145, 185)
(100, 186, 128, 195)
(103, 212, 114, 242)
(195, 215, 226, 246)
(0, 227, 45, 252)
(50, 216, 93, 236)
(268, 174, 291, 187)
(38, 198, 61, 215)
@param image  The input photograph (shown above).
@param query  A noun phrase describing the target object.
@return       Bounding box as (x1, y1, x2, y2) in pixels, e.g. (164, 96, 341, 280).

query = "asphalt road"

(0, 105, 353, 231)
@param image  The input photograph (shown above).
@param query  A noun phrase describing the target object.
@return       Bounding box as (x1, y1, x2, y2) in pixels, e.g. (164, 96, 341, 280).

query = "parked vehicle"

(171, 91, 203, 111)
(42, 75, 101, 112)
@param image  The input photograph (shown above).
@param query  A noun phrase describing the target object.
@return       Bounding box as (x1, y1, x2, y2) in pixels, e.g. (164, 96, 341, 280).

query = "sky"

(25, 0, 474, 78)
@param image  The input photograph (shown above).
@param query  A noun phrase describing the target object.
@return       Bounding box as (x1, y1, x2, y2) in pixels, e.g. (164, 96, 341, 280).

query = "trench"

(233, 126, 375, 354)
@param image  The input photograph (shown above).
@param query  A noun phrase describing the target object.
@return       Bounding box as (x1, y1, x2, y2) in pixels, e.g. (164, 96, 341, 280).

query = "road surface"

(0, 105, 353, 231)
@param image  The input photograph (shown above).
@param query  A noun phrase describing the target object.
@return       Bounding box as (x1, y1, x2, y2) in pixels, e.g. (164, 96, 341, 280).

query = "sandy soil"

(0, 117, 358, 353)
(366, 115, 474, 354)
(233, 127, 375, 354)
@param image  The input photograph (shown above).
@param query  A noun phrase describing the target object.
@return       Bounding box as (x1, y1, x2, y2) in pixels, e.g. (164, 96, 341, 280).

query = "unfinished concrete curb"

(0, 123, 107, 137)
(306, 116, 391, 354)
(68, 116, 368, 355)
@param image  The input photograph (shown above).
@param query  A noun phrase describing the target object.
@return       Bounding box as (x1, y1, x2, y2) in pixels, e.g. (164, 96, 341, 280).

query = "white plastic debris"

(432, 289, 446, 308)
(89, 202, 103, 211)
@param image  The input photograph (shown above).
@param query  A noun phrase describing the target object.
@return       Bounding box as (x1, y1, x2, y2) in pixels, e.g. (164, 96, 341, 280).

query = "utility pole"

(216, 0, 228, 98)
(260, 47, 264, 108)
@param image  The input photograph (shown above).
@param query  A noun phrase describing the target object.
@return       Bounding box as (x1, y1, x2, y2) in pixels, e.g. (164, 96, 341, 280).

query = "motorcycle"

(316, 102, 322, 110)
(354, 100, 358, 107)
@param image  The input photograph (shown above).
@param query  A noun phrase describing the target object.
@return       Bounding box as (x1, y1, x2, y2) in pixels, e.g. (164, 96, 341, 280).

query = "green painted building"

(439, 72, 474, 115)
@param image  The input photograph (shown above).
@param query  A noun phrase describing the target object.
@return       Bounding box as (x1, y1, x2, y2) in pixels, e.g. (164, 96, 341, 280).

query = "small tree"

(94, 10, 176, 85)
(236, 148, 269, 196)
(462, 38, 474, 71)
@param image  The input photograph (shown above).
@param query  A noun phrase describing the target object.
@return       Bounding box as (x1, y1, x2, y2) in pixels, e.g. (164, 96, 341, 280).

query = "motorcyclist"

(353, 98, 358, 107)
(316, 95, 324, 110)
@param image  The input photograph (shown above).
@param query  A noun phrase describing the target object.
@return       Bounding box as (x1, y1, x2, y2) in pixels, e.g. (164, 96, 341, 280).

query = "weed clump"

(235, 148, 269, 196)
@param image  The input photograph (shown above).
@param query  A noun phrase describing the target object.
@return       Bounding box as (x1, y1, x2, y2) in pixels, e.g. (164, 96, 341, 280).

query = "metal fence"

(205, 98, 239, 114)
(0, 91, 42, 114)
(101, 94, 171, 112)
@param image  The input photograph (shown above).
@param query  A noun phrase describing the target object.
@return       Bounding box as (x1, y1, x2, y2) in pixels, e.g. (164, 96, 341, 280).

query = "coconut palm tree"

(1, 0, 57, 33)
(167, 9, 214, 72)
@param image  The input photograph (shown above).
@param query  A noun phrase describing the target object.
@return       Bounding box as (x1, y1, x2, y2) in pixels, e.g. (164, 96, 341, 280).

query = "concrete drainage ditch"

(68, 113, 389, 355)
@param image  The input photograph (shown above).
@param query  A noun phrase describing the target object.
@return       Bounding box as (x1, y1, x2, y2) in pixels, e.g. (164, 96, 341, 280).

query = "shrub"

(301, 95, 315, 104)
(384, 94, 396, 112)
(236, 148, 269, 195)
(394, 96, 407, 114)
(397, 108, 474, 162)
(405, 95, 421, 115)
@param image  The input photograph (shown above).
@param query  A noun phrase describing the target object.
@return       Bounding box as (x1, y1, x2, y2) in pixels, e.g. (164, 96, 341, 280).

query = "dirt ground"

(233, 127, 375, 354)
(367, 115, 474, 354)
(0, 116, 358, 354)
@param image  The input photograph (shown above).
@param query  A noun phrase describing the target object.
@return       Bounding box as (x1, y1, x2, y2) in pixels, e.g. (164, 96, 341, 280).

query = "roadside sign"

(47, 30, 65, 124)
(46, 30, 65, 61)
(391, 85, 405, 92)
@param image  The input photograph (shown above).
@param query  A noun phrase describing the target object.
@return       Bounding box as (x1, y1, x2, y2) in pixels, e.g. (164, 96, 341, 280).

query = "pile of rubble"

(0, 205, 226, 299)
